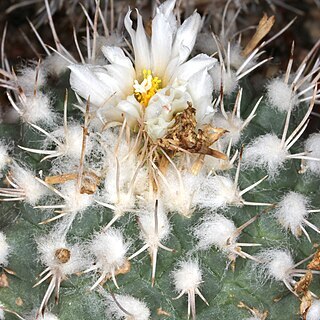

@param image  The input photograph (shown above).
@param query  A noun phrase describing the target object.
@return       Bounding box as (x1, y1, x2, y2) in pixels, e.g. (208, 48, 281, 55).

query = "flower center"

(133, 69, 161, 107)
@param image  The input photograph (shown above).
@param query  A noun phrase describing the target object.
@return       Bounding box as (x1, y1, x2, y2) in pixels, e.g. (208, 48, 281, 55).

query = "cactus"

(0, 1, 320, 319)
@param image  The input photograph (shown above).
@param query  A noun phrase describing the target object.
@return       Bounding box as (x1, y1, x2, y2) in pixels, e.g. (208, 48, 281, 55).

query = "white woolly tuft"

(52, 125, 92, 160)
(0, 142, 9, 172)
(0, 308, 4, 320)
(16, 66, 47, 95)
(133, 167, 148, 196)
(0, 232, 10, 267)
(90, 228, 129, 273)
(11, 164, 48, 205)
(306, 300, 320, 320)
(243, 134, 288, 176)
(266, 78, 297, 112)
(43, 53, 70, 76)
(105, 294, 150, 320)
(210, 64, 238, 95)
(102, 155, 137, 212)
(99, 129, 129, 158)
(212, 112, 244, 146)
(26, 310, 59, 320)
(20, 93, 55, 125)
(274, 192, 309, 237)
(195, 175, 241, 208)
(172, 259, 203, 293)
(42, 312, 59, 320)
(203, 154, 235, 173)
(101, 133, 140, 209)
(161, 169, 203, 217)
(194, 214, 237, 251)
(305, 133, 320, 176)
(138, 202, 171, 245)
(229, 44, 247, 69)
(256, 249, 294, 282)
(60, 181, 93, 212)
(37, 234, 88, 276)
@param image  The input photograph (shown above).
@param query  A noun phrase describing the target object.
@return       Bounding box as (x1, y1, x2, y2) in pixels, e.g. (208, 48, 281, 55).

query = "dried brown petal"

(45, 171, 100, 195)
(294, 271, 313, 295)
(15, 297, 23, 306)
(80, 171, 100, 195)
(300, 292, 313, 319)
(242, 14, 275, 56)
(238, 301, 268, 319)
(157, 308, 171, 316)
(45, 173, 78, 184)
(308, 249, 320, 270)
(102, 260, 131, 285)
(158, 102, 227, 160)
(0, 272, 9, 288)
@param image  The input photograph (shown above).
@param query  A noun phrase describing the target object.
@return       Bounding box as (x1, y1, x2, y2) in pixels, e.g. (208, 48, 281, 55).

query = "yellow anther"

(133, 69, 161, 107)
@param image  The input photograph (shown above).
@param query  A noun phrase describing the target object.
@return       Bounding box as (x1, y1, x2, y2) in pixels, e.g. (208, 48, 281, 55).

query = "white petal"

(158, 0, 177, 34)
(175, 54, 217, 81)
(104, 64, 134, 96)
(117, 95, 142, 121)
(124, 9, 150, 75)
(146, 117, 174, 140)
(116, 95, 142, 128)
(93, 66, 122, 93)
(69, 64, 114, 107)
(162, 55, 180, 85)
(171, 12, 202, 64)
(151, 11, 174, 78)
(146, 86, 191, 122)
(145, 88, 175, 120)
(99, 97, 141, 128)
(101, 46, 135, 72)
(159, 0, 176, 17)
(99, 106, 125, 124)
(188, 69, 214, 124)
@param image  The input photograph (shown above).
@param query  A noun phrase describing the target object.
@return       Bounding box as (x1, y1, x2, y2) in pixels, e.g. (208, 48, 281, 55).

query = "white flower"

(69, 0, 217, 139)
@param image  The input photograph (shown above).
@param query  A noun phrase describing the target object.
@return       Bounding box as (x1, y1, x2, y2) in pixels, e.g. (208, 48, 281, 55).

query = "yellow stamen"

(133, 69, 161, 107)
